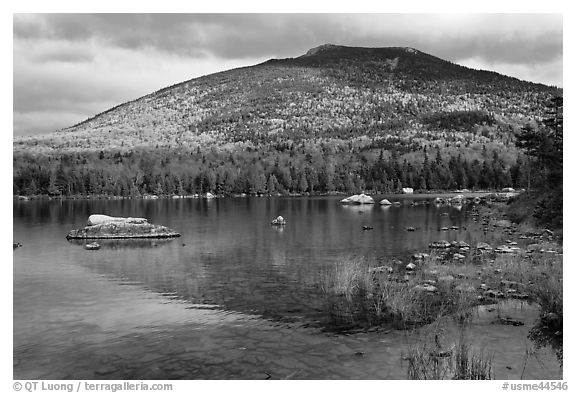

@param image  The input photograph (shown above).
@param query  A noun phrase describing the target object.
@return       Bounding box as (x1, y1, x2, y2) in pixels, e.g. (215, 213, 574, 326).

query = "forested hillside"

(13, 45, 561, 197)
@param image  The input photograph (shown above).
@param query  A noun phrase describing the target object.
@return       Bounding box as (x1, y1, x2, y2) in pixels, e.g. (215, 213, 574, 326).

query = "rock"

(450, 226, 459, 230)
(500, 280, 522, 289)
(362, 225, 374, 230)
(476, 242, 492, 252)
(434, 197, 446, 204)
(413, 284, 438, 293)
(87, 214, 148, 226)
(511, 293, 529, 300)
(67, 219, 180, 240)
(402, 187, 414, 194)
(451, 240, 470, 249)
(369, 266, 393, 274)
(453, 253, 466, 261)
(379, 199, 392, 205)
(494, 219, 512, 228)
(429, 240, 451, 249)
(340, 193, 375, 204)
(480, 283, 488, 291)
(501, 187, 515, 193)
(542, 312, 560, 326)
(13, 242, 22, 249)
(438, 275, 455, 285)
(392, 201, 402, 206)
(411, 252, 429, 260)
(205, 192, 216, 199)
(485, 289, 505, 298)
(406, 226, 416, 232)
(495, 245, 515, 253)
(494, 317, 524, 326)
(449, 195, 465, 204)
(406, 262, 416, 271)
(84, 242, 101, 250)
(430, 349, 453, 358)
(271, 216, 286, 225)
(441, 227, 449, 231)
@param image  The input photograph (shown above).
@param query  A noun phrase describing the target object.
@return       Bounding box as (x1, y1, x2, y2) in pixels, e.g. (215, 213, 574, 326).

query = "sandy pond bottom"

(14, 294, 560, 380)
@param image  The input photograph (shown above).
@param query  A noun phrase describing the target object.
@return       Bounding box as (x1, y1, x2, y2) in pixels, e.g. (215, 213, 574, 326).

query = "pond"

(13, 196, 561, 379)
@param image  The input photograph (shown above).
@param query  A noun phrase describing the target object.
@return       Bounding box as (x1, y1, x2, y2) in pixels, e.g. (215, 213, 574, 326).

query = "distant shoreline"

(13, 190, 509, 202)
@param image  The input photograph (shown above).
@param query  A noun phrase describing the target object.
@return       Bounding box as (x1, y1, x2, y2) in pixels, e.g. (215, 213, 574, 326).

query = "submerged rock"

(84, 242, 101, 250)
(67, 218, 180, 240)
(493, 317, 524, 326)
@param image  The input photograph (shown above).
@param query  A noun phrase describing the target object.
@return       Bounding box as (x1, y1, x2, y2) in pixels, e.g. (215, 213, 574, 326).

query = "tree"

(297, 172, 308, 193)
(513, 95, 563, 228)
(267, 174, 279, 194)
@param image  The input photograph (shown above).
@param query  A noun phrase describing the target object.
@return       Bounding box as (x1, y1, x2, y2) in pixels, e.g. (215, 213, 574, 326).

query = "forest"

(13, 46, 560, 201)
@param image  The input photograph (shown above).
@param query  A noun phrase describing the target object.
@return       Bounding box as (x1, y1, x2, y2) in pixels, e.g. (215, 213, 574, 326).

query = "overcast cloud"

(13, 13, 563, 136)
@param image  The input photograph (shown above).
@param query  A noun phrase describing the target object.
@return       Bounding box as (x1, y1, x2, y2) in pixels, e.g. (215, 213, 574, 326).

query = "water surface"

(13, 196, 560, 379)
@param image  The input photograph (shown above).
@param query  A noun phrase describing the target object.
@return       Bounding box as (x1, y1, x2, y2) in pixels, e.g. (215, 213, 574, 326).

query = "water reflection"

(67, 238, 177, 250)
(13, 196, 509, 329)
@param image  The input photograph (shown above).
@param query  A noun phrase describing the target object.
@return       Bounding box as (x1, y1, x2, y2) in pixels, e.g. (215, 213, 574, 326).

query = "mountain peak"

(300, 44, 422, 58)
(301, 44, 343, 57)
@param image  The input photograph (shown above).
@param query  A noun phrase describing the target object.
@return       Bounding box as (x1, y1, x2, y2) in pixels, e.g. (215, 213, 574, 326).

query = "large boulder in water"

(340, 193, 375, 204)
(87, 214, 148, 226)
(379, 198, 392, 205)
(67, 217, 180, 239)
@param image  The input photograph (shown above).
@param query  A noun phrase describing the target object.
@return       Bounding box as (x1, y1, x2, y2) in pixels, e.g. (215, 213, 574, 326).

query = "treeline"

(13, 145, 531, 198)
(508, 96, 563, 229)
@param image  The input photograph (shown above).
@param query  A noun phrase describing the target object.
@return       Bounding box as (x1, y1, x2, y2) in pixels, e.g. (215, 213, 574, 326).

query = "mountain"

(13, 45, 561, 197)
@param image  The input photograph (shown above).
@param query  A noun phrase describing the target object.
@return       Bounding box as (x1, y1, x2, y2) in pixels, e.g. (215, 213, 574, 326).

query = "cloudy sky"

(13, 13, 563, 136)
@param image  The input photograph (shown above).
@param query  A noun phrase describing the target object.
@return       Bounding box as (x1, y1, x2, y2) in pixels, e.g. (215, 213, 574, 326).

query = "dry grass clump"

(321, 255, 480, 328)
(406, 326, 493, 380)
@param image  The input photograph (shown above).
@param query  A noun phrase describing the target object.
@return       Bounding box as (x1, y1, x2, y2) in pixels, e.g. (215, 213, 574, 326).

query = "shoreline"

(14, 190, 512, 202)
